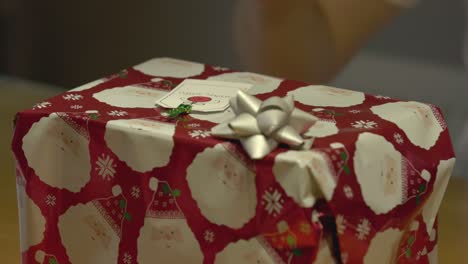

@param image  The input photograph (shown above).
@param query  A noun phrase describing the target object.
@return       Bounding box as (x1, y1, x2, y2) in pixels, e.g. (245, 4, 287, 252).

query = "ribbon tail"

(240, 135, 278, 160)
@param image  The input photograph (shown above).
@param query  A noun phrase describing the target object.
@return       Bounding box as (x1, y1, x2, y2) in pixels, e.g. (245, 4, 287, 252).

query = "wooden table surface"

(1, 80, 467, 263)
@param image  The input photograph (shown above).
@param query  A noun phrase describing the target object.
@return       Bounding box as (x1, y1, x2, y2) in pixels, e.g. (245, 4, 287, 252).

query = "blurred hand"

(233, 0, 400, 83)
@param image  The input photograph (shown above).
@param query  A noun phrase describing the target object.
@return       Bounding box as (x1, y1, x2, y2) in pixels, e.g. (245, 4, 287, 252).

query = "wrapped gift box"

(12, 58, 455, 264)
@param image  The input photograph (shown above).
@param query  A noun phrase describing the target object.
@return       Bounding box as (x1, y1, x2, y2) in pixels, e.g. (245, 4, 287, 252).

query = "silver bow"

(211, 90, 318, 159)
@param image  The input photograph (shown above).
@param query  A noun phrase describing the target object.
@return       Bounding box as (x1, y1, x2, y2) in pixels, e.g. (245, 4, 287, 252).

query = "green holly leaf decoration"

(124, 212, 132, 221)
(292, 248, 302, 256)
(119, 199, 126, 209)
(89, 113, 99, 120)
(415, 195, 421, 205)
(49, 258, 58, 264)
(161, 183, 171, 195)
(286, 235, 296, 247)
(340, 151, 348, 161)
(405, 248, 412, 258)
(167, 104, 192, 119)
(172, 189, 181, 197)
(408, 235, 415, 246)
(343, 165, 351, 175)
(419, 184, 426, 193)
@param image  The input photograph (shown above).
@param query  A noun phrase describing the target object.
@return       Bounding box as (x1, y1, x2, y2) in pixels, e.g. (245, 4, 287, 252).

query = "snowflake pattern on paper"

(204, 230, 215, 243)
(343, 185, 354, 199)
(107, 110, 128, 117)
(336, 215, 346, 235)
(351, 120, 378, 129)
(95, 154, 117, 180)
(63, 94, 83, 101)
(394, 133, 404, 144)
(123, 252, 132, 264)
(131, 186, 140, 199)
(188, 130, 211, 139)
(33, 102, 51, 109)
(45, 194, 56, 206)
(262, 188, 284, 216)
(356, 218, 371, 240)
(70, 104, 83, 110)
(349, 109, 360, 114)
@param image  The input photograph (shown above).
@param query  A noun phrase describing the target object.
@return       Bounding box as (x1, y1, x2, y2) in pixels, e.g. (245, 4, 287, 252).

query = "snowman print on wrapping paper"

(93, 78, 170, 108)
(16, 168, 46, 253)
(58, 186, 127, 264)
(138, 178, 203, 264)
(133, 58, 205, 78)
(354, 133, 430, 215)
(371, 101, 444, 150)
(288, 85, 365, 107)
(363, 228, 403, 264)
(187, 143, 257, 229)
(207, 72, 282, 95)
(22, 113, 91, 192)
(105, 118, 175, 173)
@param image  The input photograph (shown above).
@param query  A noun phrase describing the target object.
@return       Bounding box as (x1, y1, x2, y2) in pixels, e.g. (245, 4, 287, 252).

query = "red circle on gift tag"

(188, 96, 212, 103)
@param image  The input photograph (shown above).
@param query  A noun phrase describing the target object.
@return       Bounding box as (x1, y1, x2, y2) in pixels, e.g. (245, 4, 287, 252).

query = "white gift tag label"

(156, 79, 252, 112)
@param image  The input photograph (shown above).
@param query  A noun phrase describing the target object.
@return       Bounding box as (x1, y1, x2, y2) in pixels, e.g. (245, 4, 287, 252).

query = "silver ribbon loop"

(211, 90, 318, 159)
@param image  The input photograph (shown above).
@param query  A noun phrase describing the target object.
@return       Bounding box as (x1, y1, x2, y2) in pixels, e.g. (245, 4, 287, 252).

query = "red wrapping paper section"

(11, 58, 455, 264)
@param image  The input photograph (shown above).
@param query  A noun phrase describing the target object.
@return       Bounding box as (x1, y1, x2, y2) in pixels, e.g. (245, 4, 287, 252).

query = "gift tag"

(156, 79, 252, 112)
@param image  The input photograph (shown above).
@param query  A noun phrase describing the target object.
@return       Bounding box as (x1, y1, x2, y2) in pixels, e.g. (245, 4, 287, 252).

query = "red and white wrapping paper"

(12, 58, 455, 264)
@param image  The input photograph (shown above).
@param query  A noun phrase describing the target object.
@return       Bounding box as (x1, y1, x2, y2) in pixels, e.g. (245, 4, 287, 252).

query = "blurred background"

(1, 0, 467, 262)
